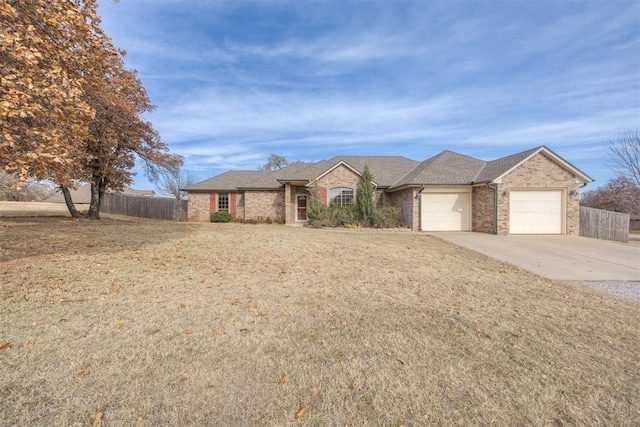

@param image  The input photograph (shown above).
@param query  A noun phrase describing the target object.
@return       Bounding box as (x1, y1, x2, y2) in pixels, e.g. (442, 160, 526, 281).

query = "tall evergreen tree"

(357, 164, 376, 226)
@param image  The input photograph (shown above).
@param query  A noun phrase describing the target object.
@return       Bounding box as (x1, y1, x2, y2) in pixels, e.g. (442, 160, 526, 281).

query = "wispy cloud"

(97, 0, 640, 187)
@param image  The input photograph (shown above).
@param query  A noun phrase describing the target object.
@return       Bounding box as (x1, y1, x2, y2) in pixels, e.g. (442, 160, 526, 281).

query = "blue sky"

(97, 0, 640, 190)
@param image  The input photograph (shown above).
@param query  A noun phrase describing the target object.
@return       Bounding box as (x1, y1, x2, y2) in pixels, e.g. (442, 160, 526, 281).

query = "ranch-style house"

(183, 146, 593, 235)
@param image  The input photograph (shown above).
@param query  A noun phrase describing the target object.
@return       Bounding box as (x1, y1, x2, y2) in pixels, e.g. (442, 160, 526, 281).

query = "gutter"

(416, 185, 425, 231)
(487, 183, 498, 235)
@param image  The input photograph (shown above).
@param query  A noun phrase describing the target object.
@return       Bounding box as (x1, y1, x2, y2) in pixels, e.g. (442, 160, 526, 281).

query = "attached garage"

(421, 192, 470, 231)
(509, 190, 562, 234)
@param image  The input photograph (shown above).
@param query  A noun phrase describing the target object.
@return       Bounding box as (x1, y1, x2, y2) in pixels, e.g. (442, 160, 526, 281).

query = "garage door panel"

(421, 192, 470, 231)
(510, 191, 562, 234)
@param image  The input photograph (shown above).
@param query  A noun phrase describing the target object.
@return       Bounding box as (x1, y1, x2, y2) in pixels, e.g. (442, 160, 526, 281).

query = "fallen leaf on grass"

(294, 405, 307, 419)
(279, 374, 289, 384)
(115, 322, 123, 329)
(77, 368, 90, 375)
(92, 411, 102, 425)
(0, 342, 11, 350)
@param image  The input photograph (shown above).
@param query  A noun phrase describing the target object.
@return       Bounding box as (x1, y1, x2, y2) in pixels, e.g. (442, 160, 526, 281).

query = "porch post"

(284, 184, 292, 224)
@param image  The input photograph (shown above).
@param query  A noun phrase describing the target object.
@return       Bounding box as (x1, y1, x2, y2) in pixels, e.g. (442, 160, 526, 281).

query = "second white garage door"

(509, 190, 562, 234)
(421, 192, 470, 231)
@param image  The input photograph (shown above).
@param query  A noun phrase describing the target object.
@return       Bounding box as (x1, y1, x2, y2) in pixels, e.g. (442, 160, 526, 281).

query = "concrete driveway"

(429, 232, 640, 281)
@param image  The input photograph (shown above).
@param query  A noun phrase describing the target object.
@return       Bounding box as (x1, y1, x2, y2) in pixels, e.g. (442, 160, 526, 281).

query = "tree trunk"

(60, 186, 81, 218)
(87, 179, 102, 220)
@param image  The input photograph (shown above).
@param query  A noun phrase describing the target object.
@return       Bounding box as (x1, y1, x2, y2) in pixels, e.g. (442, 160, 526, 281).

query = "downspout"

(487, 183, 498, 235)
(416, 185, 425, 231)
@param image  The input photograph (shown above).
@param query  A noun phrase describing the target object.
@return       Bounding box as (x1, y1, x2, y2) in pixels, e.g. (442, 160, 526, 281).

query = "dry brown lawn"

(1, 211, 639, 426)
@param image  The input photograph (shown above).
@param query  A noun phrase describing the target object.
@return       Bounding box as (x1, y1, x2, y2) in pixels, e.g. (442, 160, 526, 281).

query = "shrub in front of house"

(374, 206, 400, 228)
(210, 211, 233, 223)
(307, 203, 363, 228)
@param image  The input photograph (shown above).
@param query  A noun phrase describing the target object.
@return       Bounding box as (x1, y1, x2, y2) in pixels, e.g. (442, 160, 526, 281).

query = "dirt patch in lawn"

(1, 218, 638, 426)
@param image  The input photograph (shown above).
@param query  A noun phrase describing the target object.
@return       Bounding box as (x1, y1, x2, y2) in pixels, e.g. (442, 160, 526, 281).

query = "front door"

(297, 195, 307, 221)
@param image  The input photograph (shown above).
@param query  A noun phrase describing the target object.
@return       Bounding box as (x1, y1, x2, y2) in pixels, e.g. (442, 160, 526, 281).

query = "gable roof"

(392, 151, 486, 188)
(185, 156, 418, 191)
(474, 146, 593, 184)
(471, 147, 540, 183)
(184, 147, 592, 192)
(184, 170, 282, 191)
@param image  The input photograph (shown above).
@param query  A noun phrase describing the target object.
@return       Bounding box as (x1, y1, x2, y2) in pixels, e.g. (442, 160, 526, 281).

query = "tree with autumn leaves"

(1, 0, 181, 219)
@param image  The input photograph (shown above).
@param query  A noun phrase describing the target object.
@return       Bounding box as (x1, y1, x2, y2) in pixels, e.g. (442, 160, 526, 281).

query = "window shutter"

(320, 187, 328, 205)
(230, 193, 237, 217)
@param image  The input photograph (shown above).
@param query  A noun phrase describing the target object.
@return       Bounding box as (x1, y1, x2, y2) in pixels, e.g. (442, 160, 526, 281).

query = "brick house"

(184, 146, 593, 235)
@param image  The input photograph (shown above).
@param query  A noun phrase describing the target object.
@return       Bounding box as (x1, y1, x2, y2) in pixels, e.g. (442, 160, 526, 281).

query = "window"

(329, 187, 354, 206)
(218, 193, 229, 211)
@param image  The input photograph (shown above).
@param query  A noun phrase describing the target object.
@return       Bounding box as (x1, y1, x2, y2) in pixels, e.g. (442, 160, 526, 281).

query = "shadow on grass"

(0, 216, 196, 262)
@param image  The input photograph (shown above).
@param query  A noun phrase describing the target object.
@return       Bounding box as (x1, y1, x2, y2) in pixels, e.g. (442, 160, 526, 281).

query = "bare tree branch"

(155, 168, 199, 221)
(607, 130, 640, 186)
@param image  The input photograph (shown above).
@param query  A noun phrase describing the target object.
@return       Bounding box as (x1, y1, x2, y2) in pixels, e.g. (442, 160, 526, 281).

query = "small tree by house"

(357, 164, 376, 226)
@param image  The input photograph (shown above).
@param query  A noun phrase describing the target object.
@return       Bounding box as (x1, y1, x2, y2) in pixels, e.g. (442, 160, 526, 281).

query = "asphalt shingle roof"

(473, 147, 541, 183)
(391, 151, 486, 187)
(183, 170, 281, 191)
(185, 156, 419, 191)
(184, 146, 590, 191)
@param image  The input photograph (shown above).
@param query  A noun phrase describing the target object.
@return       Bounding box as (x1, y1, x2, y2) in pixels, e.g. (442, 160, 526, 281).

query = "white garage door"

(421, 192, 470, 231)
(509, 191, 562, 234)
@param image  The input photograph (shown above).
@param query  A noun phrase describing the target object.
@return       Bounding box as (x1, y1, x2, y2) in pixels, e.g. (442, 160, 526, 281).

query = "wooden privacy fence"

(102, 194, 188, 221)
(579, 206, 629, 243)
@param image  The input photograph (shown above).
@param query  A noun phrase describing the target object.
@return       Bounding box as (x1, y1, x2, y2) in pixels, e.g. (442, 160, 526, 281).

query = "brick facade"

(386, 188, 418, 231)
(244, 191, 285, 222)
(497, 152, 580, 235)
(187, 193, 210, 222)
(187, 192, 244, 221)
(316, 164, 361, 196)
(472, 185, 495, 234)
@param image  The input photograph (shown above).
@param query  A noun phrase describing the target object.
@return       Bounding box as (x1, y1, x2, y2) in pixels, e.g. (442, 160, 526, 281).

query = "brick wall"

(187, 191, 245, 221)
(316, 165, 361, 201)
(244, 191, 285, 222)
(386, 188, 418, 230)
(498, 152, 580, 235)
(472, 185, 495, 234)
(187, 192, 210, 222)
